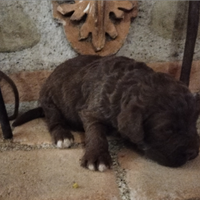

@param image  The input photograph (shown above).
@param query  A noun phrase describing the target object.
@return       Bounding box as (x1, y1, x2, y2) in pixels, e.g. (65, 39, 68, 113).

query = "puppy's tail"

(12, 107, 44, 127)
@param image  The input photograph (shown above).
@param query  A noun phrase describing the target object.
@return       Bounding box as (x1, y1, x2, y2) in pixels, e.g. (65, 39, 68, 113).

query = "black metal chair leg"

(0, 88, 13, 139)
(180, 1, 200, 86)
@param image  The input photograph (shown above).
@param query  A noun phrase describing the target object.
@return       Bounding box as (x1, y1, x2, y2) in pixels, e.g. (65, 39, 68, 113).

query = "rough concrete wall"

(118, 1, 200, 62)
(0, 0, 76, 74)
(0, 0, 200, 74)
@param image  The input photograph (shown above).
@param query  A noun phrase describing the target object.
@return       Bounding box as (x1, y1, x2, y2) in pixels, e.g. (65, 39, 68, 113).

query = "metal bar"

(0, 88, 13, 139)
(180, 1, 200, 86)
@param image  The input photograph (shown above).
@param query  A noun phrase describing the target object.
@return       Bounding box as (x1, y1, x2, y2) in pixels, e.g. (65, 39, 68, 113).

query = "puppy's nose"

(186, 149, 199, 160)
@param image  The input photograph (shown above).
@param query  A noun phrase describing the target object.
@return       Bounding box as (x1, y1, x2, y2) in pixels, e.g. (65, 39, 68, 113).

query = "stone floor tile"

(0, 149, 120, 200)
(12, 119, 52, 145)
(118, 148, 200, 200)
(11, 119, 118, 146)
(12, 119, 85, 145)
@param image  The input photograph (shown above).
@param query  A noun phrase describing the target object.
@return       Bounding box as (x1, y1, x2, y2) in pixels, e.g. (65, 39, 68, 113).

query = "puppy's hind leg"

(43, 103, 74, 148)
(79, 110, 112, 172)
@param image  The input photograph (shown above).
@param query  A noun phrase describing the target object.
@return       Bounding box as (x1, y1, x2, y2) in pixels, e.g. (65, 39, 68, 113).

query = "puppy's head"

(143, 92, 200, 167)
(117, 74, 200, 167)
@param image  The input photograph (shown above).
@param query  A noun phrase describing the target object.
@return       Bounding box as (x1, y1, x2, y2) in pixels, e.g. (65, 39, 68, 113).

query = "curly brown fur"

(13, 55, 200, 171)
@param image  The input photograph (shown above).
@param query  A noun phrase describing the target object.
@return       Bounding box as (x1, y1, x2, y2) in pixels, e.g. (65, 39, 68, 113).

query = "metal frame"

(0, 88, 12, 139)
(180, 1, 200, 86)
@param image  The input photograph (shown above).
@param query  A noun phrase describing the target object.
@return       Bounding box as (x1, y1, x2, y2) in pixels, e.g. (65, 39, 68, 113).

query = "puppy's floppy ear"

(117, 102, 144, 144)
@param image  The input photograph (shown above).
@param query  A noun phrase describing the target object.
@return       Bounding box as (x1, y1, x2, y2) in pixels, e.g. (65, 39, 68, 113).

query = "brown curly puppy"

(13, 55, 200, 171)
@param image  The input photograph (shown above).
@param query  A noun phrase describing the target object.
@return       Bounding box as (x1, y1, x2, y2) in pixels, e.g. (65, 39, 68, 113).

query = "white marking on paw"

(98, 164, 107, 172)
(56, 139, 74, 148)
(63, 139, 73, 148)
(57, 140, 63, 148)
(88, 164, 95, 171)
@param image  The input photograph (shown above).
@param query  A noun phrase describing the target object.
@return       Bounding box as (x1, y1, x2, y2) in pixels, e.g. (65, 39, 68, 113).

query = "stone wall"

(0, 0, 200, 114)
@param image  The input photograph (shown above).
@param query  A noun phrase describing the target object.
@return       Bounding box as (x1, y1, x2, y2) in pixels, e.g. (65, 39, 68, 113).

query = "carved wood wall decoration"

(52, 0, 138, 56)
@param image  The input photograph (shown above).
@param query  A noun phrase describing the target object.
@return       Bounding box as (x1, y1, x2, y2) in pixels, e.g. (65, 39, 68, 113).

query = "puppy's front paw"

(56, 138, 74, 148)
(51, 129, 74, 148)
(81, 151, 112, 172)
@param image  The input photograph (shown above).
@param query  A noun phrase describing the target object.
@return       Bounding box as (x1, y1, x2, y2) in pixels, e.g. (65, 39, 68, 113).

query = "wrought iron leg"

(0, 88, 13, 139)
(180, 1, 200, 86)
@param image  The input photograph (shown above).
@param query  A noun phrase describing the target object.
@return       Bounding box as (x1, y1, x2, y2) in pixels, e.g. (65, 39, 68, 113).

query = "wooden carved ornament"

(52, 0, 138, 56)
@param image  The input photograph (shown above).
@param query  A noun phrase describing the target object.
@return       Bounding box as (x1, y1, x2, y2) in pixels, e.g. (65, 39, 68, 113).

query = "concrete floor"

(1, 118, 200, 200)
